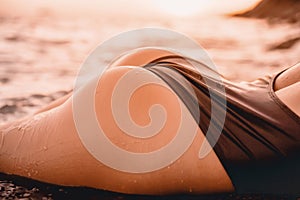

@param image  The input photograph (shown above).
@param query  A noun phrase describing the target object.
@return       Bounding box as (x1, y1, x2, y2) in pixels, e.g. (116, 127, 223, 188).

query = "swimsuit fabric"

(144, 56, 300, 193)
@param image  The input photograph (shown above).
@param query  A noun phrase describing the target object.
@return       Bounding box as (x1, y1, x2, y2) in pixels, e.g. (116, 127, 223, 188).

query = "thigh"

(0, 66, 234, 194)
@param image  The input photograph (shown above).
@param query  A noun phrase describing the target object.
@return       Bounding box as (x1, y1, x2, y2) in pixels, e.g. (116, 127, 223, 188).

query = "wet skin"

(0, 49, 299, 194)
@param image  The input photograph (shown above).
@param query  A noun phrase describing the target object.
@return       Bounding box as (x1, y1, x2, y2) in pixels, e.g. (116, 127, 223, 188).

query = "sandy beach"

(0, 0, 300, 199)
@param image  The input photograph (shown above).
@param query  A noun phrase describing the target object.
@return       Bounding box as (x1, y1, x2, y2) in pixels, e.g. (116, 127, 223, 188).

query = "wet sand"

(0, 173, 297, 200)
(0, 8, 300, 200)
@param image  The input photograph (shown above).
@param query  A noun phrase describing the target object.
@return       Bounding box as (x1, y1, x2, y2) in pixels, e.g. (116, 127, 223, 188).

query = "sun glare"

(153, 0, 211, 17)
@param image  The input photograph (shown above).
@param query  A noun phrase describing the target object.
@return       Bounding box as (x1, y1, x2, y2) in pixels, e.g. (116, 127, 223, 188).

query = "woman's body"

(0, 49, 299, 194)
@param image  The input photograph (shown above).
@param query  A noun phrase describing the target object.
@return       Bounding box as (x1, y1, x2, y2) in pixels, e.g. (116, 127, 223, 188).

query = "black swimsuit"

(144, 56, 300, 194)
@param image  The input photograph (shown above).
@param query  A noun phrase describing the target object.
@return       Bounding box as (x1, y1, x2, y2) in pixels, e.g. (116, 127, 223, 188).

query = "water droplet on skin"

(43, 146, 48, 151)
(17, 125, 23, 131)
(133, 180, 137, 183)
(33, 113, 46, 121)
(189, 187, 193, 193)
(27, 172, 31, 177)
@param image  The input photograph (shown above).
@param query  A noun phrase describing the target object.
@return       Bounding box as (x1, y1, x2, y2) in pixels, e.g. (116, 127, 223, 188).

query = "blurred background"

(0, 0, 299, 121)
(0, 0, 300, 199)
